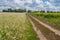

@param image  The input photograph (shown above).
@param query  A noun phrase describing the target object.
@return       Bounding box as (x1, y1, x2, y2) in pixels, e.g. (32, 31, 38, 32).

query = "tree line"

(2, 8, 31, 13)
(2, 8, 60, 13)
(32, 10, 60, 13)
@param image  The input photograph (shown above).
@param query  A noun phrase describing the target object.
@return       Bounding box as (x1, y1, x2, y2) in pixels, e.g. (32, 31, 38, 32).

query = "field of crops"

(0, 13, 39, 40)
(31, 12, 60, 30)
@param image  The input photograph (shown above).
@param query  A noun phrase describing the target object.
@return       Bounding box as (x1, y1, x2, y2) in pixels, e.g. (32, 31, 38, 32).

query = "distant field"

(31, 12, 60, 30)
(0, 13, 39, 40)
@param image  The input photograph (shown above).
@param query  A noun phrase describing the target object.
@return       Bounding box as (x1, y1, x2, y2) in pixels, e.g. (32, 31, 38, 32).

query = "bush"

(43, 14, 59, 18)
(39, 14, 60, 18)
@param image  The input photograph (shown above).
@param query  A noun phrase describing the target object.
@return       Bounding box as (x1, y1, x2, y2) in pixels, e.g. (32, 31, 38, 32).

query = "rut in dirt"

(29, 15, 60, 36)
(28, 16, 47, 40)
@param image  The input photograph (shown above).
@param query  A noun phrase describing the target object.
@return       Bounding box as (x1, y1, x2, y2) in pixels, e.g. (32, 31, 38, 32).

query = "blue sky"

(0, 0, 60, 11)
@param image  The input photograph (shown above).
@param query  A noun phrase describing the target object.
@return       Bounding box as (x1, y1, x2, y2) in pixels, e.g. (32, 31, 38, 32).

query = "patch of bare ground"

(29, 15, 60, 40)
(29, 15, 60, 36)
(28, 15, 47, 40)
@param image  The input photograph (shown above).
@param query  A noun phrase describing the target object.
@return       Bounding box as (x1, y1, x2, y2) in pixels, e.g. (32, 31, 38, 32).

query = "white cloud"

(4, 0, 8, 3)
(14, 0, 20, 3)
(0, 0, 60, 11)
(45, 1, 54, 8)
(14, 0, 32, 4)
(35, 0, 43, 4)
(14, 0, 25, 4)
(25, 0, 32, 4)
(0, 6, 11, 11)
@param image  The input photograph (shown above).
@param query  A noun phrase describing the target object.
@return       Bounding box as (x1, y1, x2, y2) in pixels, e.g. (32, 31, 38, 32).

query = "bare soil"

(28, 14, 60, 40)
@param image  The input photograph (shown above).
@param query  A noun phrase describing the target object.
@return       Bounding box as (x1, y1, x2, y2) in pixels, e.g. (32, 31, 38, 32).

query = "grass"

(0, 13, 39, 40)
(29, 15, 60, 40)
(31, 12, 60, 30)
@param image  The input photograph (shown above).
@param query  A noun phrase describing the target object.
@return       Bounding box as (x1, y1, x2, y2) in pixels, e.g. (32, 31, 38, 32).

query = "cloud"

(49, 0, 60, 11)
(35, 0, 44, 4)
(14, 0, 20, 3)
(0, 0, 60, 11)
(25, 0, 32, 4)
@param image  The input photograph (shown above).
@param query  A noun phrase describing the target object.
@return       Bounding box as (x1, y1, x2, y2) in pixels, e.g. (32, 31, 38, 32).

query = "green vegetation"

(31, 12, 60, 30)
(2, 8, 31, 13)
(0, 13, 39, 40)
(30, 17, 60, 40)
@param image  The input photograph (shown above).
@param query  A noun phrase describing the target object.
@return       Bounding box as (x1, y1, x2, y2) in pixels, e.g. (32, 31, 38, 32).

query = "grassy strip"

(31, 13, 60, 30)
(29, 16, 60, 40)
(0, 13, 39, 40)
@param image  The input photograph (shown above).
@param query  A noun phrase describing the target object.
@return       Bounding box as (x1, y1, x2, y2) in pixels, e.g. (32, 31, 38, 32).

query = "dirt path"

(28, 16, 47, 40)
(29, 15, 60, 36)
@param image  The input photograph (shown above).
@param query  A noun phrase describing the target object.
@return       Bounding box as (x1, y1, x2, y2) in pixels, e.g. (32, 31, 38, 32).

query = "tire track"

(29, 15, 60, 36)
(28, 16, 47, 40)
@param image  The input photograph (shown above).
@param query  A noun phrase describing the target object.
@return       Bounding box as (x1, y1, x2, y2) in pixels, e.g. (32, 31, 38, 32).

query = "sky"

(0, 0, 60, 11)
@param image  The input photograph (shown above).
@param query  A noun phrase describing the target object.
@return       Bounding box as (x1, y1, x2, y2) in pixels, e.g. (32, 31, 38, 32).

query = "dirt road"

(28, 16, 47, 40)
(29, 15, 60, 36)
